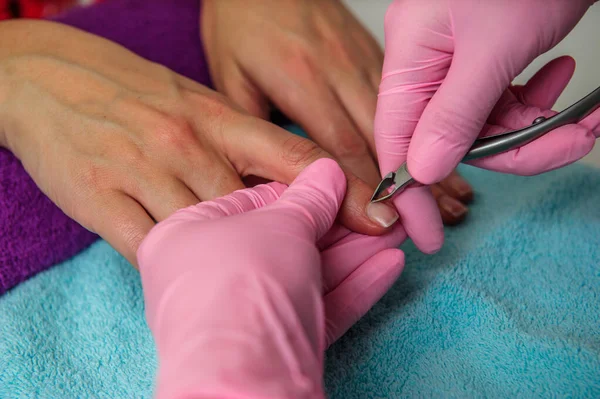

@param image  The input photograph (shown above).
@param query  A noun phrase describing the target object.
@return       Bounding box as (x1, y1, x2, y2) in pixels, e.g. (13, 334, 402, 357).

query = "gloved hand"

(137, 158, 405, 399)
(375, 0, 600, 254)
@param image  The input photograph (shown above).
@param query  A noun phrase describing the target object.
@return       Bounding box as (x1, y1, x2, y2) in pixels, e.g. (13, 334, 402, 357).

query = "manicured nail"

(366, 202, 399, 228)
(439, 195, 468, 218)
(450, 176, 472, 198)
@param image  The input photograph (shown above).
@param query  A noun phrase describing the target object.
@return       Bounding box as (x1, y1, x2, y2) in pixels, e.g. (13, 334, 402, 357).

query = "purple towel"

(0, 0, 212, 294)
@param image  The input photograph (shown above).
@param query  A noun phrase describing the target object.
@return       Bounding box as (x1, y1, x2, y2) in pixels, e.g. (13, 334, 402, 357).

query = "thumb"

(511, 56, 576, 110)
(272, 158, 347, 241)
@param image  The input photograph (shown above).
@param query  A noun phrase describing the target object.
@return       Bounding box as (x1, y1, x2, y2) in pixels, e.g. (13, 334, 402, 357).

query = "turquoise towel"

(1, 148, 599, 397)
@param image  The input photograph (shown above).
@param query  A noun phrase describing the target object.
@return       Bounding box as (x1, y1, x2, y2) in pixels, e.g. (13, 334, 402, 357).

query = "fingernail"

(450, 177, 472, 198)
(366, 202, 399, 228)
(439, 195, 468, 218)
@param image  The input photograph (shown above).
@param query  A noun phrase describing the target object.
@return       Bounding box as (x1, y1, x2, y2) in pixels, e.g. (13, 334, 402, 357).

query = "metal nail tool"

(370, 86, 600, 203)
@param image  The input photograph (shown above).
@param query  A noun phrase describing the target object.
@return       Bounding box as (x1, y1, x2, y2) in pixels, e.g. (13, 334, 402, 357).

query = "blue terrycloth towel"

(1, 149, 599, 398)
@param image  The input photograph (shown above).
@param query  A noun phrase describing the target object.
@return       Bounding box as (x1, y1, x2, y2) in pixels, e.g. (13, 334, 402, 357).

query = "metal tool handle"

(463, 86, 600, 161)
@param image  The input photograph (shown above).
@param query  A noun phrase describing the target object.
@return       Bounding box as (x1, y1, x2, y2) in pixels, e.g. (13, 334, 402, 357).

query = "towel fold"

(1, 161, 598, 398)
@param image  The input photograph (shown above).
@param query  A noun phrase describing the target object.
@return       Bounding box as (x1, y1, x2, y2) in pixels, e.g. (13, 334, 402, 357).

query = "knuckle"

(152, 115, 197, 152)
(282, 45, 319, 80)
(194, 92, 235, 119)
(280, 135, 326, 170)
(119, 142, 147, 168)
(73, 160, 109, 193)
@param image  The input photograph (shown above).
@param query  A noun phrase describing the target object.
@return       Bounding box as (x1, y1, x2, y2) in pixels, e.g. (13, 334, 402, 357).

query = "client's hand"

(201, 0, 474, 226)
(201, 0, 384, 186)
(0, 20, 396, 266)
(137, 159, 405, 398)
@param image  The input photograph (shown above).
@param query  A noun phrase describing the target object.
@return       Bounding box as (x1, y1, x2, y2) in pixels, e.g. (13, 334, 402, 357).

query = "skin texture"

(138, 159, 406, 399)
(0, 20, 395, 266)
(0, 7, 476, 270)
(375, 0, 600, 254)
(201, 0, 474, 226)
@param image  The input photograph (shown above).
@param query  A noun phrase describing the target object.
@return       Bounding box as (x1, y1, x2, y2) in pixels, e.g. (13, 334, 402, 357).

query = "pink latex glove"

(375, 0, 600, 254)
(137, 158, 406, 399)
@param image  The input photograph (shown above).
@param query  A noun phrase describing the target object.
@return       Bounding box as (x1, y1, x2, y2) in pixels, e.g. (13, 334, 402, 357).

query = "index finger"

(222, 116, 398, 235)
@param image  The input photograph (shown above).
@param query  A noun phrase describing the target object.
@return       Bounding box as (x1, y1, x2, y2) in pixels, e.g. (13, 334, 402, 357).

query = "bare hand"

(202, 0, 384, 186)
(0, 20, 392, 265)
(201, 0, 474, 226)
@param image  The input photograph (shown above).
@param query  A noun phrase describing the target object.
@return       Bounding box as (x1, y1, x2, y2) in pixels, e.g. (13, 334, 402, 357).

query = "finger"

(470, 124, 595, 175)
(490, 57, 576, 128)
(391, 187, 444, 254)
(323, 248, 404, 347)
(373, 7, 456, 251)
(510, 56, 599, 137)
(180, 157, 246, 201)
(437, 170, 474, 203)
(339, 0, 385, 83)
(88, 191, 155, 268)
(430, 183, 468, 226)
(167, 182, 286, 223)
(399, 6, 583, 184)
(139, 183, 287, 255)
(378, 11, 526, 186)
(136, 183, 287, 277)
(220, 64, 271, 120)
(356, 34, 384, 93)
(317, 224, 352, 251)
(328, 69, 379, 156)
(293, 84, 381, 186)
(131, 175, 200, 222)
(224, 117, 398, 234)
(404, 58, 511, 184)
(272, 158, 347, 240)
(511, 56, 575, 110)
(479, 66, 595, 175)
(360, 38, 384, 91)
(374, 3, 456, 182)
(240, 54, 381, 187)
(321, 224, 406, 292)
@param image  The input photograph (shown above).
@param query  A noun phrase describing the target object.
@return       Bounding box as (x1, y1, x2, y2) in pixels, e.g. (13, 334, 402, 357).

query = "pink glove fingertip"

(472, 125, 595, 175)
(275, 158, 347, 240)
(393, 187, 444, 254)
